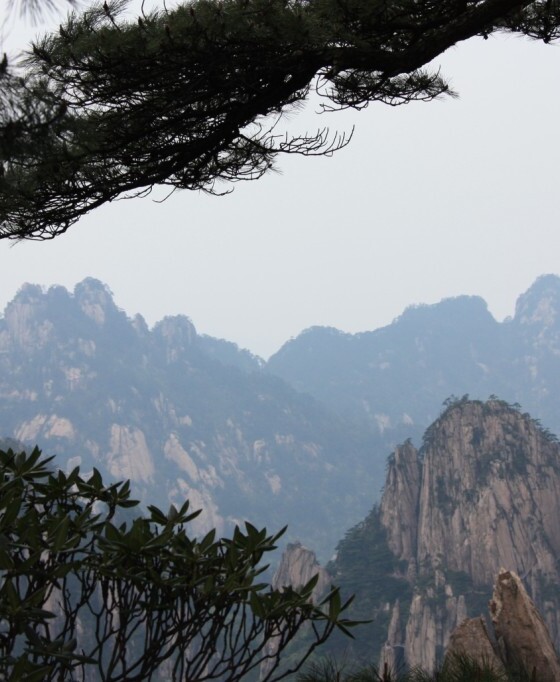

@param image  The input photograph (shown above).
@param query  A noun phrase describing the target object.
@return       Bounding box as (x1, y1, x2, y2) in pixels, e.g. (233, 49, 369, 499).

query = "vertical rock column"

(490, 569, 560, 682)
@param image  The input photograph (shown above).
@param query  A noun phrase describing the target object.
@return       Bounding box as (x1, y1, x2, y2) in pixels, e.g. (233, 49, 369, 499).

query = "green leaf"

(328, 588, 341, 622)
(52, 516, 70, 553)
(22, 666, 54, 681)
(104, 522, 122, 542)
(301, 573, 319, 596)
(148, 505, 167, 525)
(250, 591, 266, 619)
(88, 468, 103, 490)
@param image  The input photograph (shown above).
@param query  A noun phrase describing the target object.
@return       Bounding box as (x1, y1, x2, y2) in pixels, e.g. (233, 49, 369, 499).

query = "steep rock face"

(153, 316, 197, 364)
(513, 273, 560, 341)
(327, 399, 560, 672)
(380, 399, 560, 671)
(402, 584, 467, 672)
(416, 401, 560, 586)
(272, 543, 330, 602)
(379, 600, 405, 673)
(380, 440, 421, 562)
(0, 280, 377, 559)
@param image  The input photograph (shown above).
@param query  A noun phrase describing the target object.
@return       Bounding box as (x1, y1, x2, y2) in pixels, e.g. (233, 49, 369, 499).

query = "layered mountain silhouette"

(268, 274, 560, 447)
(3, 274, 560, 561)
(0, 279, 376, 558)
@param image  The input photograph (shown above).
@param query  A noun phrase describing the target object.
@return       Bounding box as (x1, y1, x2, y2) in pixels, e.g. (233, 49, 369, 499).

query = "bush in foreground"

(0, 447, 357, 681)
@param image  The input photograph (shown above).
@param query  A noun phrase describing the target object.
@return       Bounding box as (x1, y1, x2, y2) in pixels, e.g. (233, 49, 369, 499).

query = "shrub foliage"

(0, 447, 356, 681)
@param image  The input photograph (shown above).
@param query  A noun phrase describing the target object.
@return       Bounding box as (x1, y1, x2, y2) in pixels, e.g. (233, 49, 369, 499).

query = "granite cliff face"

(0, 279, 375, 558)
(272, 543, 330, 601)
(327, 399, 560, 672)
(414, 402, 560, 588)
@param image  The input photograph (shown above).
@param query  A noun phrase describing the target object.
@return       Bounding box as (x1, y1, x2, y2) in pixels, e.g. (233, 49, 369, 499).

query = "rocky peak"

(261, 542, 332, 680)
(0, 279, 126, 353)
(328, 399, 560, 673)
(380, 440, 421, 562)
(444, 569, 560, 681)
(416, 399, 560, 585)
(513, 274, 560, 330)
(490, 569, 560, 681)
(399, 400, 560, 668)
(73, 278, 117, 326)
(272, 542, 330, 603)
(443, 616, 505, 676)
(512, 274, 560, 356)
(2, 284, 53, 350)
(152, 315, 197, 364)
(395, 295, 493, 331)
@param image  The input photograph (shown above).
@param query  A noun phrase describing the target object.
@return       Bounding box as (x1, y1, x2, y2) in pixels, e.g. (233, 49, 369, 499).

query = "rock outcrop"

(490, 569, 560, 681)
(261, 543, 330, 679)
(272, 543, 330, 602)
(442, 569, 560, 680)
(380, 440, 421, 563)
(443, 616, 505, 675)
(327, 398, 560, 672)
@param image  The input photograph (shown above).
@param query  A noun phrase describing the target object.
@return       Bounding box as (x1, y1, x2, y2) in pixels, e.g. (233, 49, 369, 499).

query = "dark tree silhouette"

(6, 0, 78, 22)
(0, 447, 356, 681)
(0, 0, 559, 240)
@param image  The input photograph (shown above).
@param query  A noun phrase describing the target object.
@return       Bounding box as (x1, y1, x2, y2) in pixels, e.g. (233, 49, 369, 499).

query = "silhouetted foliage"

(0, 447, 357, 681)
(1, 0, 560, 239)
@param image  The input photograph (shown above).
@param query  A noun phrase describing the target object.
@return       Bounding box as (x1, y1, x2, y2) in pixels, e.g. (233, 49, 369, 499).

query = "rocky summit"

(318, 398, 560, 672)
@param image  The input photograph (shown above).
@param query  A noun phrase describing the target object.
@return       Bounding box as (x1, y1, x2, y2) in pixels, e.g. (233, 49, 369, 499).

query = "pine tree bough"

(0, 0, 559, 239)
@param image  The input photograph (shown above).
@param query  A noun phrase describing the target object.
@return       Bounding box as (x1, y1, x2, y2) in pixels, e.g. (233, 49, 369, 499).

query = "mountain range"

(0, 279, 376, 559)
(268, 273, 560, 445)
(2, 274, 560, 562)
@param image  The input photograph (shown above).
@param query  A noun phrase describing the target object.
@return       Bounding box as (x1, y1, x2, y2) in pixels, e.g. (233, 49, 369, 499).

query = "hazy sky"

(1, 8, 560, 359)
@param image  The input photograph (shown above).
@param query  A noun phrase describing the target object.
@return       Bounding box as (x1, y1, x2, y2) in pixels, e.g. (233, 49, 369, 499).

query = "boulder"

(490, 569, 560, 682)
(443, 616, 505, 675)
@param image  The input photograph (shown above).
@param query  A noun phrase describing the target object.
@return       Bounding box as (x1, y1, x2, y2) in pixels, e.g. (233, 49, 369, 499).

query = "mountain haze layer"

(267, 274, 560, 448)
(3, 275, 560, 562)
(0, 279, 376, 558)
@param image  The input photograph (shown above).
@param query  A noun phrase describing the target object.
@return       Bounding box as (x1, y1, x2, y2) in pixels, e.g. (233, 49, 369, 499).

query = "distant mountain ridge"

(0, 278, 375, 559)
(267, 274, 560, 446)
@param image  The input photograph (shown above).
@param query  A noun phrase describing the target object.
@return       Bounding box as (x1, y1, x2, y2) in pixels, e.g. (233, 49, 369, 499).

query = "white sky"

(1, 7, 560, 359)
